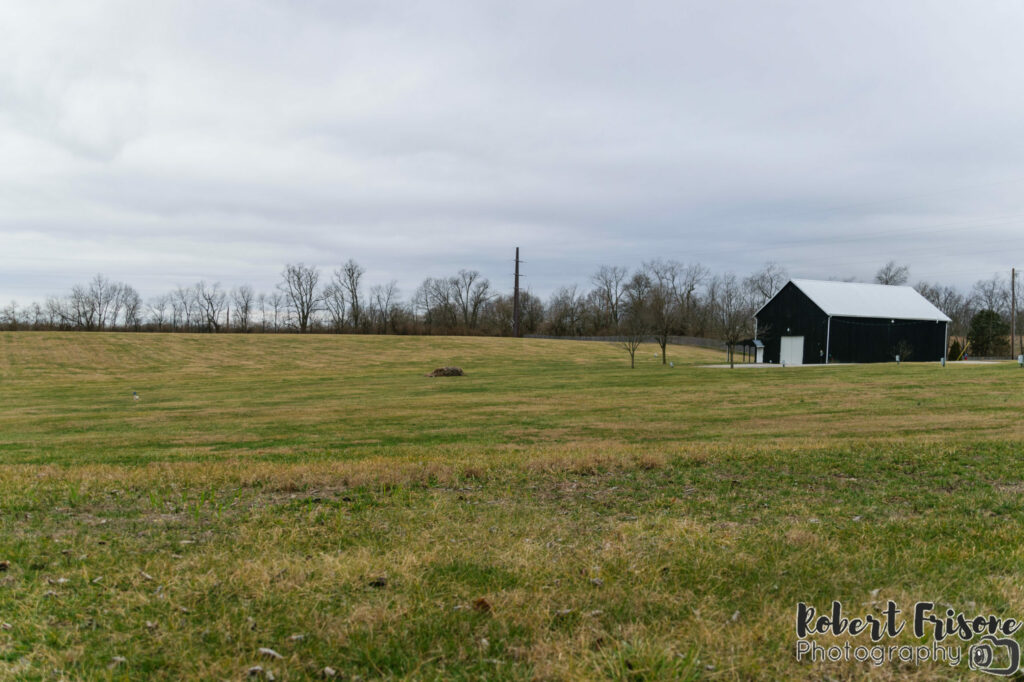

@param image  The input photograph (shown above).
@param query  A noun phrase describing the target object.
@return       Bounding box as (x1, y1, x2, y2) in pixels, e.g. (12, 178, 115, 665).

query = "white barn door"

(780, 336, 804, 365)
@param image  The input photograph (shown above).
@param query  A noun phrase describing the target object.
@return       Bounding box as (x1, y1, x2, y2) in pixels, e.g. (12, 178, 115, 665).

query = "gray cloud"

(2, 0, 1023, 304)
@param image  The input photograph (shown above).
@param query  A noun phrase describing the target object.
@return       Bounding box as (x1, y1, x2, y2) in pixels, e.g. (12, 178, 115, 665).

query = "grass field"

(1, 332, 1023, 680)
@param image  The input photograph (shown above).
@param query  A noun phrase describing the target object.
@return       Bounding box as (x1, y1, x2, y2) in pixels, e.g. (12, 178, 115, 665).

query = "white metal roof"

(783, 279, 952, 322)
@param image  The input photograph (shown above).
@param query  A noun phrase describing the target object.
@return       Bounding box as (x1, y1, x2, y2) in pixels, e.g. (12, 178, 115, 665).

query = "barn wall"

(828, 317, 947, 363)
(755, 282, 829, 364)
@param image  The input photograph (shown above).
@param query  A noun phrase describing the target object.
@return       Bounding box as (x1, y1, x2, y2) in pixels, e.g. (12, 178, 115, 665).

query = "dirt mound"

(426, 366, 464, 377)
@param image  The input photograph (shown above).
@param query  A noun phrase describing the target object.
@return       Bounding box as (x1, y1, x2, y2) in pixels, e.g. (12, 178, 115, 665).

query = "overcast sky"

(2, 0, 1023, 304)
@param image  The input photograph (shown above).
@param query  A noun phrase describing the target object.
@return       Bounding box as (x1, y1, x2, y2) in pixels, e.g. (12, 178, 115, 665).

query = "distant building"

(755, 279, 951, 364)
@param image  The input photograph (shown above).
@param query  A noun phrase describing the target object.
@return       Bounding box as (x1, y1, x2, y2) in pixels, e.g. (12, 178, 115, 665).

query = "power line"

(658, 212, 1024, 264)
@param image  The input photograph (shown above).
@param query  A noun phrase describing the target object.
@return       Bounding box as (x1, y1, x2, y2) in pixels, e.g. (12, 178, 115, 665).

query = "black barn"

(755, 279, 951, 365)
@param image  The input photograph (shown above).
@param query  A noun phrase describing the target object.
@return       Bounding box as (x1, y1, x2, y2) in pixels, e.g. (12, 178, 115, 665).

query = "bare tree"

(108, 284, 126, 328)
(66, 277, 101, 329)
(39, 300, 56, 328)
(618, 331, 646, 368)
(279, 263, 321, 333)
(617, 295, 651, 369)
(340, 259, 364, 330)
(486, 294, 515, 335)
(257, 293, 267, 332)
(875, 261, 910, 286)
(914, 281, 941, 306)
(268, 292, 285, 332)
(44, 298, 63, 329)
(581, 289, 605, 334)
(370, 280, 400, 333)
(676, 262, 709, 335)
(231, 285, 255, 332)
(88, 274, 119, 329)
(546, 285, 585, 336)
(972, 274, 1009, 316)
(0, 301, 19, 330)
(640, 260, 688, 364)
(27, 301, 44, 329)
(519, 290, 545, 335)
(916, 281, 970, 337)
(49, 274, 131, 330)
(451, 269, 491, 330)
(195, 281, 227, 332)
(120, 285, 143, 330)
(624, 270, 652, 309)
(172, 285, 197, 331)
(591, 265, 628, 331)
(709, 273, 755, 368)
(321, 280, 348, 332)
(148, 295, 170, 331)
(486, 289, 545, 336)
(744, 261, 789, 308)
(415, 277, 459, 331)
(64, 286, 93, 329)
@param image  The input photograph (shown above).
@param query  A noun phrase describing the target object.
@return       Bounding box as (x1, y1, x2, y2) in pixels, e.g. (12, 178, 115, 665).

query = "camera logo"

(968, 636, 1020, 677)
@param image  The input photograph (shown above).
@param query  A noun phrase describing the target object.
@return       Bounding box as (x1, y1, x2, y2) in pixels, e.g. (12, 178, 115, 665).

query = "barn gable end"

(756, 282, 829, 364)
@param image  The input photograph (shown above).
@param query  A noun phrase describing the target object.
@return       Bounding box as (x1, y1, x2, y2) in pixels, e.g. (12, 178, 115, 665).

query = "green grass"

(0, 332, 1022, 680)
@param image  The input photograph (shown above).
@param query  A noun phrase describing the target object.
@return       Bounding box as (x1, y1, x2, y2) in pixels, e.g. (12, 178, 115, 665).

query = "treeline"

(0, 259, 1020, 356)
(0, 261, 544, 337)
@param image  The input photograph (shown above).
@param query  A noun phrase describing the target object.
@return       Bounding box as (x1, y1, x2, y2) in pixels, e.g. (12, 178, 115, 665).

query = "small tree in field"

(617, 291, 651, 369)
(618, 330, 646, 369)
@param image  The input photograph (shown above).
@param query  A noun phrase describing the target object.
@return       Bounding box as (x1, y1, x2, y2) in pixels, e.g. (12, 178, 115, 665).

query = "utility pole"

(1012, 267, 1017, 357)
(513, 247, 522, 337)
